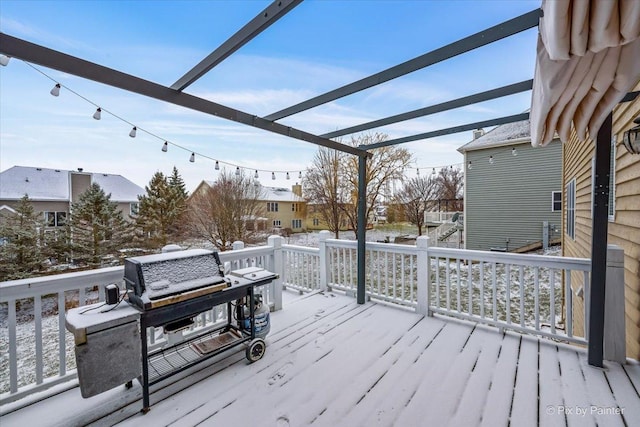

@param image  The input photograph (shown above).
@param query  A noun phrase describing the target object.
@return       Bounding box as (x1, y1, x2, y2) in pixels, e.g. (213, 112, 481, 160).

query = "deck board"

(1, 291, 639, 427)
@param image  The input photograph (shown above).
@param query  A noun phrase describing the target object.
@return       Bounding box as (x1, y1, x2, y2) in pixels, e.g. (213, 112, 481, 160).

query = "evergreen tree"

(168, 166, 188, 200)
(0, 195, 44, 280)
(167, 166, 189, 240)
(136, 171, 179, 248)
(69, 183, 131, 267)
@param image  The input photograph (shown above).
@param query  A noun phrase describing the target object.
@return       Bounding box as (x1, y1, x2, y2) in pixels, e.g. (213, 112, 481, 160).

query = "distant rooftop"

(201, 181, 304, 203)
(0, 166, 145, 202)
(457, 119, 532, 153)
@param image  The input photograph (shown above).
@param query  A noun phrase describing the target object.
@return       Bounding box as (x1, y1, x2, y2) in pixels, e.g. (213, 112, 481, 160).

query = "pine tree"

(69, 183, 131, 267)
(0, 195, 44, 280)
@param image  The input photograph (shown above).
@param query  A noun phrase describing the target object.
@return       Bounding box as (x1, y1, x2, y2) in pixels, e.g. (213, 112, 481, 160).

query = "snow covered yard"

(1, 290, 638, 427)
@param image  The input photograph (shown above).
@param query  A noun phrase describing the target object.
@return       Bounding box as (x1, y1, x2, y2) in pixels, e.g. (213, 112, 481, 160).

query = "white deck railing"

(1, 233, 607, 408)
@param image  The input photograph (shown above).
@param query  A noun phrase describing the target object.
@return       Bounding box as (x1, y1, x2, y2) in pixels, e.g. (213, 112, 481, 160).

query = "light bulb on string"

(189, 152, 195, 163)
(298, 171, 302, 179)
(489, 156, 494, 164)
(254, 170, 259, 179)
(286, 172, 290, 180)
(235, 166, 240, 176)
(50, 83, 61, 97)
(271, 172, 276, 180)
(432, 168, 436, 175)
(416, 168, 420, 176)
(92, 108, 101, 120)
(129, 126, 137, 138)
(468, 161, 473, 170)
(215, 161, 220, 170)
(512, 147, 518, 156)
(0, 54, 10, 66)
(162, 141, 168, 152)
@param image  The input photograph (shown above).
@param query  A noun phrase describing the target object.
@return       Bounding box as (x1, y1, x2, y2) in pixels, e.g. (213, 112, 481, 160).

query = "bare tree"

(341, 133, 412, 234)
(188, 170, 265, 251)
(396, 176, 438, 235)
(434, 167, 464, 211)
(302, 147, 347, 238)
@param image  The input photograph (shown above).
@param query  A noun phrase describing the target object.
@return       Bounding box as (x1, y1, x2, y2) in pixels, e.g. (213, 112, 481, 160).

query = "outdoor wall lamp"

(622, 116, 640, 155)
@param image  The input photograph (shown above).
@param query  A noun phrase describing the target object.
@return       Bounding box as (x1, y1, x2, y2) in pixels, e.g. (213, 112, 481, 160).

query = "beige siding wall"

(264, 201, 306, 231)
(563, 83, 640, 360)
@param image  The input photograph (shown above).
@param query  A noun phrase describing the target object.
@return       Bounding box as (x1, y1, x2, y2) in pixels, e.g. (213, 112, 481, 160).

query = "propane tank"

(240, 294, 270, 339)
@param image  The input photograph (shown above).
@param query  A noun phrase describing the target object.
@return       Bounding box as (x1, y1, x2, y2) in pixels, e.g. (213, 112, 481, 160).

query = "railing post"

(416, 236, 431, 316)
(604, 244, 626, 363)
(318, 230, 330, 292)
(268, 235, 284, 311)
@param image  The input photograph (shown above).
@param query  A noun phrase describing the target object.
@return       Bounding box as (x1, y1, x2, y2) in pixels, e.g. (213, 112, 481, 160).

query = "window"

(45, 211, 67, 227)
(566, 179, 576, 239)
(551, 191, 562, 212)
(267, 202, 278, 212)
(292, 203, 301, 212)
(313, 218, 320, 226)
(292, 219, 302, 229)
(273, 220, 281, 227)
(130, 202, 139, 216)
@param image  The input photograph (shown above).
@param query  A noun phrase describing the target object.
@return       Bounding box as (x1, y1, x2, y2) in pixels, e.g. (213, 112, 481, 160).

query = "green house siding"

(465, 141, 562, 251)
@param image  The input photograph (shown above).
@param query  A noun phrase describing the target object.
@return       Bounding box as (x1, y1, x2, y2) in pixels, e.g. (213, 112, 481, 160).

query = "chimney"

(473, 129, 485, 140)
(292, 184, 302, 197)
(77, 168, 83, 172)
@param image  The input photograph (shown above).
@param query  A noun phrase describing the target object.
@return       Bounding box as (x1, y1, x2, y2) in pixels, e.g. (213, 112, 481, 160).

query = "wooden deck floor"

(2, 290, 639, 427)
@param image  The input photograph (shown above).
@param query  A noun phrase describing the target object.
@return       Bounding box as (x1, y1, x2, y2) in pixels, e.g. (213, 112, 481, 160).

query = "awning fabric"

(530, 0, 640, 146)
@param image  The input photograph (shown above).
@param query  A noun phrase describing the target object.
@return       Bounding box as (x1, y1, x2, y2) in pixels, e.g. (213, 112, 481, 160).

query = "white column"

(268, 235, 284, 311)
(318, 230, 331, 292)
(604, 244, 626, 363)
(416, 236, 430, 316)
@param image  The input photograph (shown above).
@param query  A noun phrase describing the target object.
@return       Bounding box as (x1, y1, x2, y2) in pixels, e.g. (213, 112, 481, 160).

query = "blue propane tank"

(241, 295, 270, 339)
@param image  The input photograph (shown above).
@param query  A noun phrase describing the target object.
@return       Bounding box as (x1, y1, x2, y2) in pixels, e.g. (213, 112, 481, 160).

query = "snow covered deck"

(2, 290, 639, 427)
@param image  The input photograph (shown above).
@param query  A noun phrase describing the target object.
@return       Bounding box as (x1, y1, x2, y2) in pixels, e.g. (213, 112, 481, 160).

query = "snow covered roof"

(261, 186, 304, 203)
(0, 166, 145, 202)
(457, 119, 532, 153)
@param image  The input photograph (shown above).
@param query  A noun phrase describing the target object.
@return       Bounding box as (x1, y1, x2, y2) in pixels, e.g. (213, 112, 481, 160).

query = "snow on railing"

(0, 233, 594, 408)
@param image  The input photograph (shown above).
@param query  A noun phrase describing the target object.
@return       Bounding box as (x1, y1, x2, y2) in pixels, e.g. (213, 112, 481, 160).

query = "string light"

(416, 168, 420, 175)
(254, 170, 259, 179)
(23, 60, 307, 180)
(512, 147, 518, 156)
(0, 54, 10, 66)
(432, 168, 436, 175)
(50, 83, 61, 97)
(235, 166, 240, 176)
(489, 155, 494, 164)
(468, 161, 473, 170)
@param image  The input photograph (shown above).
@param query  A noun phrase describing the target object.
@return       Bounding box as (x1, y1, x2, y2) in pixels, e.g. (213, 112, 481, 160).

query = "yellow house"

(562, 82, 640, 360)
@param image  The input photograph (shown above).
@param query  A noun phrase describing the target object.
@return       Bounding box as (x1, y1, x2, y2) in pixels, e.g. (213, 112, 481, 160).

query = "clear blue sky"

(0, 0, 540, 192)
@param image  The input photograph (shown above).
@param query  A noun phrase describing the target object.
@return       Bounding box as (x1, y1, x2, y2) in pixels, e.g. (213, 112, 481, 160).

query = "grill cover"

(125, 249, 227, 309)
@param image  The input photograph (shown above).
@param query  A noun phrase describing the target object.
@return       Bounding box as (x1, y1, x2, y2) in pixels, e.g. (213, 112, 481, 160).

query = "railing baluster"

(79, 287, 86, 307)
(400, 255, 405, 301)
(467, 260, 472, 316)
(58, 292, 66, 376)
(566, 271, 573, 338)
(35, 295, 43, 384)
(519, 265, 525, 327)
(446, 257, 451, 311)
(584, 270, 590, 340)
(479, 262, 484, 319)
(410, 255, 415, 303)
(550, 268, 556, 334)
(456, 259, 461, 313)
(506, 264, 511, 324)
(384, 251, 389, 298)
(534, 267, 540, 331)
(492, 263, 497, 322)
(435, 256, 440, 308)
(9, 299, 18, 393)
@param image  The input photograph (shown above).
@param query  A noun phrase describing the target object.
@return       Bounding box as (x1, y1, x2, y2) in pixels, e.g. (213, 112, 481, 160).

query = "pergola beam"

(171, 0, 303, 91)
(321, 80, 533, 139)
(362, 113, 530, 150)
(264, 9, 542, 121)
(0, 32, 366, 158)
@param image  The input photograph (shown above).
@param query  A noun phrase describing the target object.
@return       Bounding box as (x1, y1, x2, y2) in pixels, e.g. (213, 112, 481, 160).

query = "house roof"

(457, 119, 532, 153)
(197, 181, 304, 203)
(0, 166, 145, 202)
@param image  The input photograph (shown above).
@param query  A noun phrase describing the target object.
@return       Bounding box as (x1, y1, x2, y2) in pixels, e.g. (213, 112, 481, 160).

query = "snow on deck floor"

(2, 290, 639, 427)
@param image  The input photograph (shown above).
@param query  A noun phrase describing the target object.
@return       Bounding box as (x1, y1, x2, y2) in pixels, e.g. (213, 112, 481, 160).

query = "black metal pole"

(357, 155, 367, 304)
(588, 112, 612, 367)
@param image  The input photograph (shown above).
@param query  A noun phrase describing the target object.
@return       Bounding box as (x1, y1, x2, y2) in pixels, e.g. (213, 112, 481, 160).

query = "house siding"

(564, 83, 640, 360)
(465, 141, 563, 251)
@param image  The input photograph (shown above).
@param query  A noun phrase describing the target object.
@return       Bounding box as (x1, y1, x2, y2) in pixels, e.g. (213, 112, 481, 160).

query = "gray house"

(0, 166, 145, 229)
(457, 120, 562, 252)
